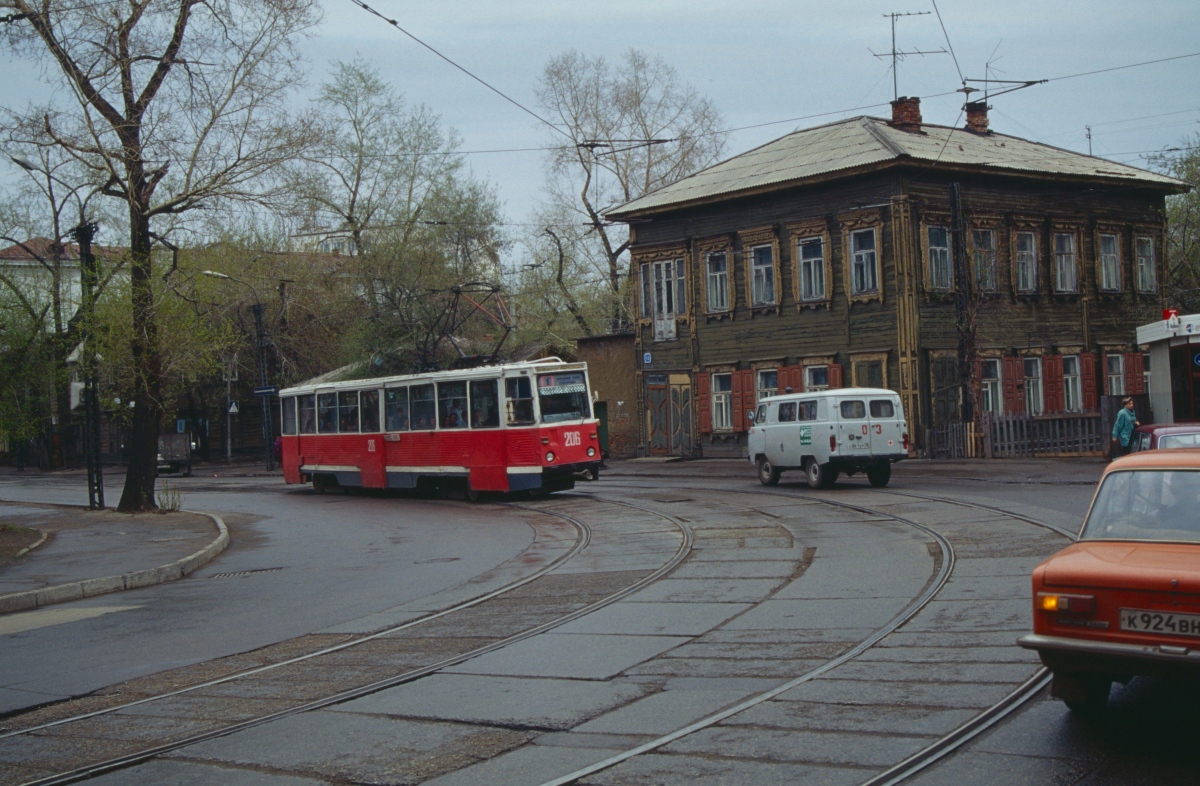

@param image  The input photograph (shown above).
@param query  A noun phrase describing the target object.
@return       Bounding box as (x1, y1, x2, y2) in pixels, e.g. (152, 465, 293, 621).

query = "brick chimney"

(889, 96, 922, 132)
(965, 101, 990, 134)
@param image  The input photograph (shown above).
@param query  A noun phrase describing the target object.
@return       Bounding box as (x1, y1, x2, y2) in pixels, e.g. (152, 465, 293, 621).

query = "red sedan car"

(1019, 450, 1200, 711)
(1130, 423, 1200, 452)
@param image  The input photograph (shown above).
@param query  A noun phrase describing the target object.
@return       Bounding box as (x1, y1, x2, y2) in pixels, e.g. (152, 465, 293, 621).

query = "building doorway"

(646, 373, 693, 456)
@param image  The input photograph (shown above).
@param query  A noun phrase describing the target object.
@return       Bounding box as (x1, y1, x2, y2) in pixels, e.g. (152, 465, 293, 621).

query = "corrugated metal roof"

(606, 116, 1186, 218)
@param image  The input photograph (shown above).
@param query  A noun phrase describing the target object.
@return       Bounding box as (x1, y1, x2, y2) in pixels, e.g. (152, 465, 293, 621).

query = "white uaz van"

(746, 387, 909, 488)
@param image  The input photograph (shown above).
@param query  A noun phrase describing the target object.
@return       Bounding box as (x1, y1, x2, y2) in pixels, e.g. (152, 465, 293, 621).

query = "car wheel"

(806, 459, 830, 489)
(1052, 672, 1111, 713)
(867, 462, 891, 487)
(757, 457, 781, 486)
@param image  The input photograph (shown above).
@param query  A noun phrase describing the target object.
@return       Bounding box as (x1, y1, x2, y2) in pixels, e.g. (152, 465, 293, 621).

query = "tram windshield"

(538, 372, 590, 423)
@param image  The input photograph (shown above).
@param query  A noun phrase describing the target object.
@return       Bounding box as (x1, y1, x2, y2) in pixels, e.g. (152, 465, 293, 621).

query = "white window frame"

(804, 365, 829, 392)
(757, 369, 778, 400)
(1053, 232, 1078, 293)
(851, 228, 879, 295)
(972, 229, 997, 292)
(1015, 231, 1038, 293)
(749, 244, 776, 306)
(1062, 355, 1082, 412)
(928, 225, 951, 290)
(797, 236, 826, 301)
(1099, 233, 1120, 292)
(642, 258, 686, 342)
(1024, 357, 1044, 415)
(711, 372, 732, 431)
(705, 251, 729, 312)
(981, 358, 1002, 414)
(1106, 354, 1125, 396)
(1136, 236, 1156, 292)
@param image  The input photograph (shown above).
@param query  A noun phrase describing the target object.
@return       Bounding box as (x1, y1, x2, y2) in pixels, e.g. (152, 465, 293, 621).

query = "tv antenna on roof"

(871, 11, 947, 101)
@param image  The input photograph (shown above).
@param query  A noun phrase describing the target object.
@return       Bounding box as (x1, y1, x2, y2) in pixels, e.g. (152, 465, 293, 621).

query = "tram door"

(645, 374, 693, 457)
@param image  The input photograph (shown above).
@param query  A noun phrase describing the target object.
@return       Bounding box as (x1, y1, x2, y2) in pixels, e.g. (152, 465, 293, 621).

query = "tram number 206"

(564, 431, 582, 447)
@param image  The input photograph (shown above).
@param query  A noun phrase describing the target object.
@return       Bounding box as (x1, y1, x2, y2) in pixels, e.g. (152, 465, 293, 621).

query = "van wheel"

(756, 457, 781, 486)
(806, 459, 836, 489)
(867, 462, 891, 488)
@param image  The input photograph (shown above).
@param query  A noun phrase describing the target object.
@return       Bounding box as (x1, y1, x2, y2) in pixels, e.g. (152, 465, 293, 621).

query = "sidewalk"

(0, 501, 228, 614)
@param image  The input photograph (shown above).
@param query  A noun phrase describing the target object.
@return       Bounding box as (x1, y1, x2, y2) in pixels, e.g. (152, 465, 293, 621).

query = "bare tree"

(535, 49, 727, 331)
(0, 0, 320, 510)
(1150, 134, 1200, 311)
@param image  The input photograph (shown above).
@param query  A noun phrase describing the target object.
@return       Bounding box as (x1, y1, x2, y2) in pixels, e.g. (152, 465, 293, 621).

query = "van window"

(755, 404, 767, 424)
(798, 401, 817, 421)
(869, 399, 895, 418)
(778, 401, 797, 422)
(840, 400, 866, 419)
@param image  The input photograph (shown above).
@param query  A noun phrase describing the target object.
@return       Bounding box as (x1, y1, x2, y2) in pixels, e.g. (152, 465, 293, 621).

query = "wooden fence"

(981, 412, 1106, 458)
(925, 421, 982, 459)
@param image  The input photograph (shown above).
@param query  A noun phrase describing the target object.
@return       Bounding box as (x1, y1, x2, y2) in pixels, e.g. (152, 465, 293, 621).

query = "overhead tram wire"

(930, 0, 965, 85)
(345, 0, 572, 142)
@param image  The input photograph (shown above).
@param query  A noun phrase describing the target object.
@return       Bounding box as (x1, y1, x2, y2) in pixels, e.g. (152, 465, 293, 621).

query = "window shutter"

(1003, 356, 1024, 413)
(786, 365, 804, 392)
(1124, 353, 1144, 395)
(828, 363, 843, 389)
(1080, 353, 1098, 412)
(731, 371, 745, 433)
(697, 373, 712, 433)
(1043, 355, 1064, 414)
(742, 369, 758, 415)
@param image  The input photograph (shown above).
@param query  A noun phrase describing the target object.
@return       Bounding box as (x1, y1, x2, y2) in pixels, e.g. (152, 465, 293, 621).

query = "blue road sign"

(253, 385, 278, 396)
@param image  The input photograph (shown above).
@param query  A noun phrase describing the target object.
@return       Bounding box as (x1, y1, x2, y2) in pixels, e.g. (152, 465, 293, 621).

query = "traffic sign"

(253, 386, 278, 397)
(228, 400, 240, 415)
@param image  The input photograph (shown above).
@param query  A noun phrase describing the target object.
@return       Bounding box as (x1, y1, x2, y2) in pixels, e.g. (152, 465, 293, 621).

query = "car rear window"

(1081, 470, 1200, 543)
(869, 400, 895, 418)
(1159, 433, 1200, 449)
(840, 400, 866, 419)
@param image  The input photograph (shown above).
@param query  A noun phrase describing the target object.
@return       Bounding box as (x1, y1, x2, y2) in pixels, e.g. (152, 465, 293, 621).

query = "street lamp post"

(203, 271, 274, 471)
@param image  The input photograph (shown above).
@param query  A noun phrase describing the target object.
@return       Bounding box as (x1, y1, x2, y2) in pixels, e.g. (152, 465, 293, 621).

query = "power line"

(345, 0, 571, 141)
(1046, 51, 1200, 82)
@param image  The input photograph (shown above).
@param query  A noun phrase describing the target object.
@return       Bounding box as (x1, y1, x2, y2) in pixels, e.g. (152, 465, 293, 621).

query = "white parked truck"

(746, 387, 909, 488)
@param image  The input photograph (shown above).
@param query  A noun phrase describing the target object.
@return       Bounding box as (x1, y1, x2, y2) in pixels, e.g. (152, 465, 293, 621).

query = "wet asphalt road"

(1, 459, 1194, 785)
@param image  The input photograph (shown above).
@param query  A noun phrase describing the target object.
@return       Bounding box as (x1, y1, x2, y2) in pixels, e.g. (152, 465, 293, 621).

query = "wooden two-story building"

(605, 98, 1188, 457)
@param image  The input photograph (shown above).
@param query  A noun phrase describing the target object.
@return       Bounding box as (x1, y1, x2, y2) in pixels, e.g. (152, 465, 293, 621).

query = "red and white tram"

(278, 358, 601, 496)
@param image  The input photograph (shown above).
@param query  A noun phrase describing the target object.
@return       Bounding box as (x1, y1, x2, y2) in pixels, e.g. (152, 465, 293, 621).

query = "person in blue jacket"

(1111, 397, 1139, 459)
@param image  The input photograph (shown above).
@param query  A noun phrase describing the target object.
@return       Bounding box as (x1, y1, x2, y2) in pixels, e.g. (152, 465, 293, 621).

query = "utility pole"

(951, 183, 976, 425)
(72, 221, 104, 509)
(252, 303, 274, 472)
(1086, 125, 1093, 156)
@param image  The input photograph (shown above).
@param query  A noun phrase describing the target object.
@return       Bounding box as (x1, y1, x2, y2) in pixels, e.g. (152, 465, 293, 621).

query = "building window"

(851, 228, 878, 295)
(1099, 233, 1120, 292)
(927, 226, 951, 290)
(641, 258, 685, 341)
(705, 251, 729, 312)
(1024, 358, 1044, 415)
(1053, 232, 1077, 293)
(750, 244, 776, 305)
(1106, 354, 1125, 396)
(712, 373, 732, 431)
(797, 237, 825, 301)
(805, 365, 829, 391)
(853, 359, 884, 388)
(1143, 352, 1151, 392)
(757, 369, 778, 400)
(1015, 231, 1038, 293)
(1062, 356, 1082, 412)
(972, 229, 997, 291)
(981, 359, 1001, 413)
(1136, 236, 1156, 292)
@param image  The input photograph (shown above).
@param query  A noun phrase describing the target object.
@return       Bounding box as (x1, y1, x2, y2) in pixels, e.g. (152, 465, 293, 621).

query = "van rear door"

(836, 398, 871, 458)
(867, 396, 904, 457)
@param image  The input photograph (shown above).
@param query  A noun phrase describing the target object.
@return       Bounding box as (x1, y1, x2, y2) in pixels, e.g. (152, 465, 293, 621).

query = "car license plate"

(1119, 608, 1200, 638)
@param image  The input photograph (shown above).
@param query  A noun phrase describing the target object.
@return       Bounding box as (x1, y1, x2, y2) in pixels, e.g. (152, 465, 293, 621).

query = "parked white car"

(747, 387, 909, 488)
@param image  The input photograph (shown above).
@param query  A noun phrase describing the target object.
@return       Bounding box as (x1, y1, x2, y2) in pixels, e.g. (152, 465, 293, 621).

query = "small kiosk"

(1137, 310, 1200, 424)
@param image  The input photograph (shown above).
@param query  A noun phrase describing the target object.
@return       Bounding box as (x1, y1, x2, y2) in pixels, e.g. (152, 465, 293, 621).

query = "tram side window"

(360, 390, 380, 432)
(281, 396, 297, 435)
(439, 381, 468, 428)
(506, 377, 535, 425)
(299, 395, 316, 434)
(469, 380, 500, 428)
(338, 391, 360, 433)
(410, 384, 436, 430)
(538, 372, 590, 423)
(317, 393, 338, 433)
(385, 387, 410, 431)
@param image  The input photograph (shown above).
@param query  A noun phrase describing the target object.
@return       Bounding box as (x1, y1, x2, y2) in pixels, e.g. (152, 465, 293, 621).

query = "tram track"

(536, 478, 1075, 786)
(1, 497, 694, 786)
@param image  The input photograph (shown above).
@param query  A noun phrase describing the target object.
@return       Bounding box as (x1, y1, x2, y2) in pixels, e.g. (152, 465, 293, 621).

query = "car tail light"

(902, 432, 909, 450)
(1038, 592, 1095, 613)
(829, 435, 837, 451)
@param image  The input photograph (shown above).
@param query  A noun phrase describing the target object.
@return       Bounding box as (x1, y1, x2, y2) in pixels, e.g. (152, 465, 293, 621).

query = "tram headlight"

(587, 447, 596, 457)
(545, 451, 555, 462)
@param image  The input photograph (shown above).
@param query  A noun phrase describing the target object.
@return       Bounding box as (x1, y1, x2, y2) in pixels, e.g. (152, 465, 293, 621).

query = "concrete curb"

(0, 511, 229, 615)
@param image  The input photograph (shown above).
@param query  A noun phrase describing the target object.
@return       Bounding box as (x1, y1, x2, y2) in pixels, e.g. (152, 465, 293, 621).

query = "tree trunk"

(117, 209, 163, 512)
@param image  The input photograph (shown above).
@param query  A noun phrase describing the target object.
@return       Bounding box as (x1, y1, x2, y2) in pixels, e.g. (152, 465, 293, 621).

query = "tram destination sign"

(253, 385, 278, 397)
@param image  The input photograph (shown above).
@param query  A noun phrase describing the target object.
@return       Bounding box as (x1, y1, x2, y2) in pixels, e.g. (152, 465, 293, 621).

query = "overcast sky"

(4, 0, 1199, 244)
